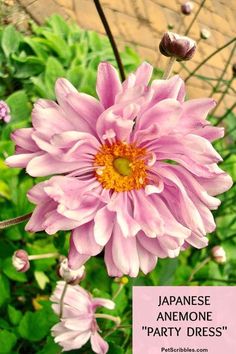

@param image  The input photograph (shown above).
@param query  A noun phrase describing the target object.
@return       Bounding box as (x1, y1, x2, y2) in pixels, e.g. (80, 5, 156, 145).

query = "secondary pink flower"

(51, 281, 114, 353)
(0, 100, 11, 123)
(6, 62, 233, 277)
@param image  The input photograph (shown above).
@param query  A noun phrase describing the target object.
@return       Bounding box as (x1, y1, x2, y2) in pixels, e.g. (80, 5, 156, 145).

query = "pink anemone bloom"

(51, 281, 114, 353)
(6, 62, 232, 277)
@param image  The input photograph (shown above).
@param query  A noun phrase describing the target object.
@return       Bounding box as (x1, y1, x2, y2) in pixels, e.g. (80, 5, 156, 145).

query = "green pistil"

(113, 157, 132, 176)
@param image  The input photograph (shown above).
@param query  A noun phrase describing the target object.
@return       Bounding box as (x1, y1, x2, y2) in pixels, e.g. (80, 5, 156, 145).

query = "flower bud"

(200, 28, 211, 40)
(211, 246, 226, 264)
(181, 1, 194, 15)
(0, 100, 11, 123)
(232, 64, 236, 77)
(58, 258, 85, 284)
(159, 32, 196, 61)
(12, 250, 30, 272)
(168, 23, 175, 30)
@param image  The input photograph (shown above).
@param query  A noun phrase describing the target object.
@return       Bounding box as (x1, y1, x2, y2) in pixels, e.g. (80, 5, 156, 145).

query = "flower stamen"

(94, 142, 147, 192)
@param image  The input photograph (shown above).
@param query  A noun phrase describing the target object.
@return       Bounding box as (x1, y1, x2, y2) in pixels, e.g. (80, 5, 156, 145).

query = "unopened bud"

(12, 250, 30, 272)
(232, 64, 236, 77)
(181, 1, 194, 15)
(159, 32, 196, 61)
(211, 246, 226, 264)
(168, 23, 175, 30)
(58, 258, 85, 284)
(200, 28, 211, 40)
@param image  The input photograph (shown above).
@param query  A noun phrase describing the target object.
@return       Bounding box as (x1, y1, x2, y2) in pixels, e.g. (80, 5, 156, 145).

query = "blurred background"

(1, 0, 236, 116)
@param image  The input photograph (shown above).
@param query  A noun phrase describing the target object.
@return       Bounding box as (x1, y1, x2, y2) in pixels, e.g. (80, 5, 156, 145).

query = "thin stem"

(210, 42, 236, 97)
(162, 57, 176, 79)
(185, 38, 236, 83)
(112, 283, 124, 301)
(28, 253, 59, 261)
(0, 212, 32, 229)
(215, 101, 236, 126)
(188, 257, 211, 282)
(185, 0, 206, 36)
(93, 0, 126, 82)
(211, 77, 234, 116)
(59, 283, 68, 318)
(95, 313, 121, 326)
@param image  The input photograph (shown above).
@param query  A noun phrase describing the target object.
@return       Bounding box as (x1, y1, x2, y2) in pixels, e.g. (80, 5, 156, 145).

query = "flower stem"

(93, 0, 126, 82)
(59, 282, 68, 318)
(211, 77, 235, 116)
(162, 56, 176, 79)
(95, 313, 121, 326)
(185, 38, 236, 83)
(0, 212, 32, 229)
(210, 42, 236, 97)
(28, 253, 59, 261)
(188, 257, 211, 282)
(185, 0, 206, 36)
(112, 283, 124, 301)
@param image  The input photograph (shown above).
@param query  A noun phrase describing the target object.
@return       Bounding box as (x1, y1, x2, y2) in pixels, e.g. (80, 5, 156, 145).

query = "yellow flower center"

(94, 142, 148, 192)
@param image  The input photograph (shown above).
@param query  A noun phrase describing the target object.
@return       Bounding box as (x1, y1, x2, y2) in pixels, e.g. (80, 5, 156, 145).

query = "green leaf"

(1, 25, 21, 57)
(108, 342, 124, 354)
(0, 274, 10, 308)
(12, 56, 44, 78)
(34, 271, 50, 290)
(46, 14, 70, 39)
(8, 305, 23, 326)
(18, 304, 57, 342)
(0, 180, 10, 200)
(3, 258, 27, 283)
(0, 330, 17, 353)
(6, 90, 31, 122)
(37, 336, 60, 354)
(44, 57, 65, 99)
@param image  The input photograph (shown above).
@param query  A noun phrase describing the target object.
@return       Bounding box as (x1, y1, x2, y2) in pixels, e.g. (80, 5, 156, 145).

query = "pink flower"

(0, 100, 11, 123)
(6, 62, 233, 277)
(51, 281, 114, 353)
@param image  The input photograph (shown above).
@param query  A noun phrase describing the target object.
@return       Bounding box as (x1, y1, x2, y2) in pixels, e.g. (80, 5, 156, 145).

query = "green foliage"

(0, 13, 235, 354)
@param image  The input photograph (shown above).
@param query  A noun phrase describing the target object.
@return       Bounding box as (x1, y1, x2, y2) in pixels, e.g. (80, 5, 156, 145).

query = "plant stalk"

(0, 212, 32, 229)
(59, 283, 68, 318)
(185, 38, 236, 83)
(162, 56, 176, 79)
(185, 0, 206, 36)
(93, 0, 126, 82)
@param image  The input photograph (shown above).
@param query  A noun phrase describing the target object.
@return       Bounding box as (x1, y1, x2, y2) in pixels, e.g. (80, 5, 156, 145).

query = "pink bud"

(12, 250, 30, 272)
(58, 258, 85, 284)
(181, 2, 194, 15)
(159, 32, 196, 61)
(211, 246, 226, 264)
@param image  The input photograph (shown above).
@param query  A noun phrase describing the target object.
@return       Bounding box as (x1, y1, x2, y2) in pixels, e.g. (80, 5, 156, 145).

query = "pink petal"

(96, 62, 122, 109)
(94, 206, 114, 246)
(71, 222, 103, 256)
(91, 331, 109, 354)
